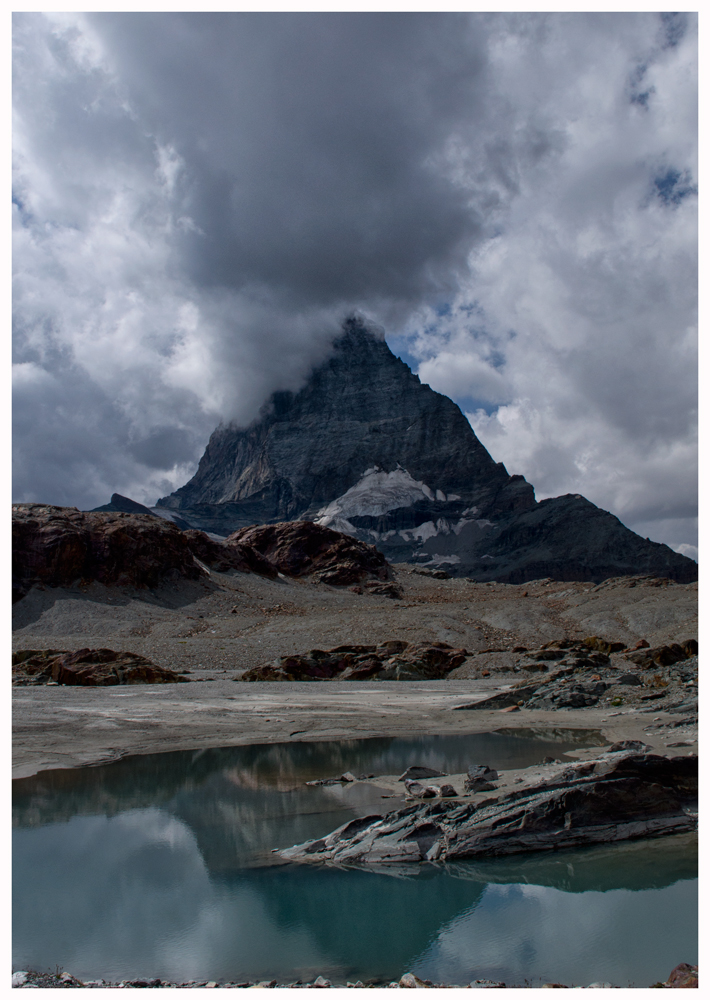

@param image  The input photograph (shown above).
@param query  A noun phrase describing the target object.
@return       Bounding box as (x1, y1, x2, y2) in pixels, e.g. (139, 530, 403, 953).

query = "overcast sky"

(12, 13, 697, 557)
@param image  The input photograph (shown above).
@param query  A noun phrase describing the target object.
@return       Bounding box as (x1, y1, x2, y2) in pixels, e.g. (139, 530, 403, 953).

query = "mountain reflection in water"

(12, 731, 697, 986)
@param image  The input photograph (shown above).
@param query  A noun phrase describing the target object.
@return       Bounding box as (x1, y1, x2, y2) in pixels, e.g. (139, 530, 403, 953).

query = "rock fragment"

(398, 766, 447, 781)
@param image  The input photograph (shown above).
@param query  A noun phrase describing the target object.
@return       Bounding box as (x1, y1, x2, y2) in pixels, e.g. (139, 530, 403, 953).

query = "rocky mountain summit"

(156, 318, 695, 583)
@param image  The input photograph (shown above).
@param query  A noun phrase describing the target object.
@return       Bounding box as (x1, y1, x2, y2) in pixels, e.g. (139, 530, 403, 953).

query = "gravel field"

(12, 569, 697, 777)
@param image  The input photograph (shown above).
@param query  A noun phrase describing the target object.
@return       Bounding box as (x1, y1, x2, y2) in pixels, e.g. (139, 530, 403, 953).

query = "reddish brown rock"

(583, 636, 626, 654)
(183, 529, 277, 577)
(625, 642, 695, 668)
(12, 648, 187, 686)
(228, 521, 393, 587)
(655, 964, 698, 988)
(240, 640, 467, 682)
(12, 504, 276, 600)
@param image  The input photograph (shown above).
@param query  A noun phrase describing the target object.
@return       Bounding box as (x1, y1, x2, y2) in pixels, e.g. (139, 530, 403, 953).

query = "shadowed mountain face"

(157, 319, 696, 584)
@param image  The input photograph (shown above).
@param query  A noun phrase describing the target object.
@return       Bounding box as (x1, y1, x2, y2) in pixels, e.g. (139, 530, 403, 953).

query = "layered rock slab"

(280, 750, 697, 864)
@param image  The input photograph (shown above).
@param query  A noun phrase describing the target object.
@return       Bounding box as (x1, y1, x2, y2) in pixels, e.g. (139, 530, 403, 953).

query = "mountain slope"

(156, 318, 696, 583)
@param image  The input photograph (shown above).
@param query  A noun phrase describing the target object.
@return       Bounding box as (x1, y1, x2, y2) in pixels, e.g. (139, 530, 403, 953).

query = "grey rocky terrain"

(12, 565, 698, 778)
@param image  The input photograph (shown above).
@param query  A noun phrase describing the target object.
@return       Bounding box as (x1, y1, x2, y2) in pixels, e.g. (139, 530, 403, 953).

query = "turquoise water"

(12, 732, 697, 986)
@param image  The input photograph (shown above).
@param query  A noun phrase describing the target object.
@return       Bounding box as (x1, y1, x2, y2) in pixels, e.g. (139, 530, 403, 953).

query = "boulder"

(583, 636, 626, 655)
(12, 648, 186, 686)
(399, 973, 431, 988)
(624, 643, 694, 668)
(240, 640, 467, 682)
(661, 963, 698, 988)
(465, 765, 499, 792)
(280, 751, 697, 864)
(227, 520, 392, 587)
(404, 780, 437, 799)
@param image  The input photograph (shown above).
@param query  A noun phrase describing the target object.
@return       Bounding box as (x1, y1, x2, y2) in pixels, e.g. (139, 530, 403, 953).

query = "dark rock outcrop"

(453, 640, 698, 713)
(156, 318, 696, 584)
(11, 504, 276, 600)
(183, 529, 277, 578)
(12, 648, 187, 686)
(240, 640, 468, 682)
(227, 520, 392, 586)
(280, 750, 697, 863)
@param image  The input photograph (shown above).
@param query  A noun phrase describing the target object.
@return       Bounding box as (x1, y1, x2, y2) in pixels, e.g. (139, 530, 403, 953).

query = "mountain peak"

(155, 318, 696, 583)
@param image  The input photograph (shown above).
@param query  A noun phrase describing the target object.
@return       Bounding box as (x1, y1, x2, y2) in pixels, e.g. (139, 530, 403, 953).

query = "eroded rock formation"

(280, 749, 697, 864)
(228, 520, 393, 587)
(13, 505, 386, 599)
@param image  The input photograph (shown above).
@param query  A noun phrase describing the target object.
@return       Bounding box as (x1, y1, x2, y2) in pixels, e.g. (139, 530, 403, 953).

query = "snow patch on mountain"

(314, 466, 450, 524)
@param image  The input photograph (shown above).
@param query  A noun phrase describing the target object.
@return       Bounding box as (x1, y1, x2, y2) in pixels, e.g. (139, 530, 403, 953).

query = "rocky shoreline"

(11, 965, 698, 989)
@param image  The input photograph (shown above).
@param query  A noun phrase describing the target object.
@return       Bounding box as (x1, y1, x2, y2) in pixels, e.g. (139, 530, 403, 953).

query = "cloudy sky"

(12, 13, 697, 557)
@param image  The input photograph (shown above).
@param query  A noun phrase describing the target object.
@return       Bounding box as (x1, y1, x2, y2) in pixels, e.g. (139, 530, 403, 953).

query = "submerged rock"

(280, 751, 697, 864)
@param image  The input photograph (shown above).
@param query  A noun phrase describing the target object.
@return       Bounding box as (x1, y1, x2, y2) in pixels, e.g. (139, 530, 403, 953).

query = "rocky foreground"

(11, 964, 698, 989)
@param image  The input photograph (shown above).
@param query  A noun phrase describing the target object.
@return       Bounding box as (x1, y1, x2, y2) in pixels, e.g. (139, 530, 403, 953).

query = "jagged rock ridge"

(156, 318, 696, 583)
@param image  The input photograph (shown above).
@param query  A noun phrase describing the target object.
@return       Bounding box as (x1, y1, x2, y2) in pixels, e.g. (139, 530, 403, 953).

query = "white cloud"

(399, 13, 697, 549)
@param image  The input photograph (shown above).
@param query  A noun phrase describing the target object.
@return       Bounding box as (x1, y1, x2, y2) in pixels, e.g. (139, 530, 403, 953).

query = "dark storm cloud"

(87, 13, 488, 307)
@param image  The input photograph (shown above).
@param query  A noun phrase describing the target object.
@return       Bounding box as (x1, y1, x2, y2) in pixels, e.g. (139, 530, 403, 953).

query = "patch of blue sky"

(659, 12, 687, 49)
(629, 63, 654, 108)
(457, 396, 499, 417)
(385, 338, 422, 378)
(654, 169, 697, 207)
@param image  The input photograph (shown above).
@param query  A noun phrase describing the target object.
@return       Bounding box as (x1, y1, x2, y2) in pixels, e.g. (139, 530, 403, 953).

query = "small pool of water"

(13, 730, 697, 986)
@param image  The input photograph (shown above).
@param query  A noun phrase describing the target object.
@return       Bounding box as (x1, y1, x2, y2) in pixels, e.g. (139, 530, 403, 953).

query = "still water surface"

(13, 730, 697, 986)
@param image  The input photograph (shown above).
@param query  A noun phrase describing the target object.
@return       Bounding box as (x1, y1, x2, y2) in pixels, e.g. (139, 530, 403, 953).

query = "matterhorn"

(151, 317, 695, 583)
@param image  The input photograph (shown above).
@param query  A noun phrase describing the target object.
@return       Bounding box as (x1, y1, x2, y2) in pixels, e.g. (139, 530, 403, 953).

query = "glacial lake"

(13, 730, 697, 987)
